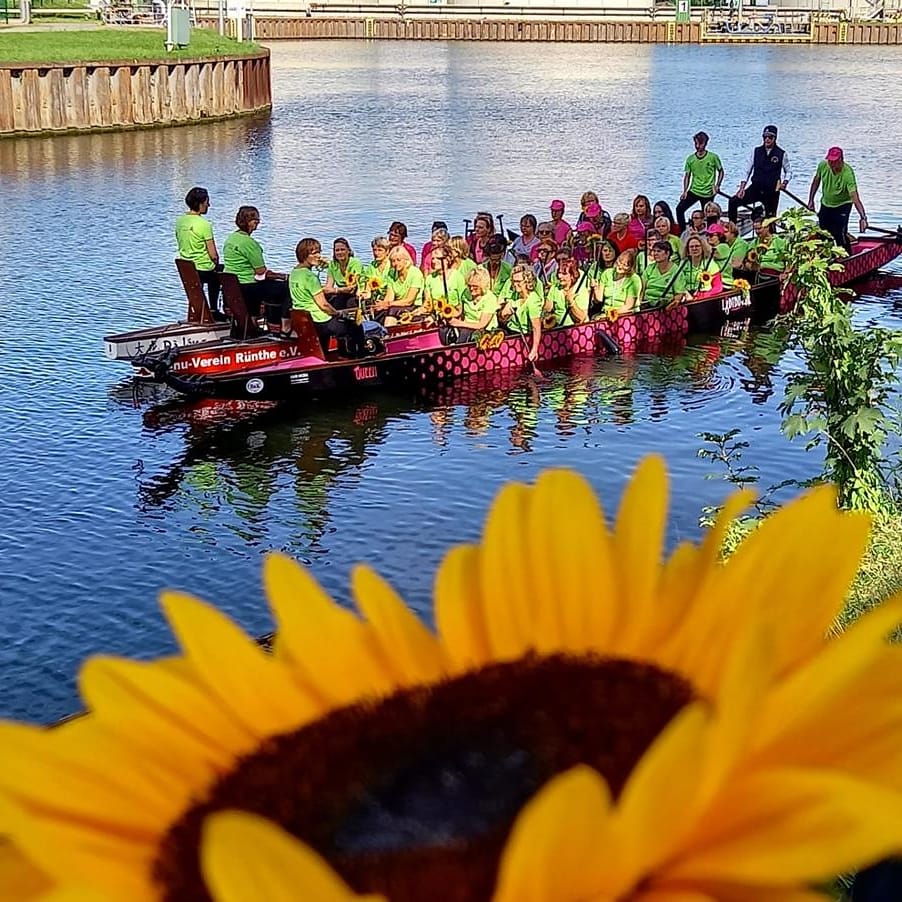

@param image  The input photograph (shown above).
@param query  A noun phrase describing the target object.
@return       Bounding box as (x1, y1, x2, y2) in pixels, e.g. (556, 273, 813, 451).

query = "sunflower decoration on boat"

(744, 248, 760, 270)
(398, 310, 414, 325)
(366, 274, 386, 295)
(437, 300, 461, 320)
(476, 330, 505, 351)
(734, 277, 752, 301)
(606, 306, 620, 322)
(345, 269, 359, 288)
(4, 458, 902, 902)
(698, 270, 714, 290)
(542, 312, 558, 330)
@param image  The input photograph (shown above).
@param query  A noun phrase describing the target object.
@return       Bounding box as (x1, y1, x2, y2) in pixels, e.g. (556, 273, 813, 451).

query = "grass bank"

(0, 26, 260, 63)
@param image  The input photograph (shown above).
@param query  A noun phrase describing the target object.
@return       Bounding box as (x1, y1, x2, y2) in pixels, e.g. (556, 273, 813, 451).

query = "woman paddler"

(594, 249, 642, 319)
(424, 247, 466, 314)
(378, 247, 426, 326)
(705, 223, 734, 287)
(290, 238, 364, 355)
(500, 264, 543, 362)
(628, 195, 654, 242)
(323, 237, 364, 310)
(450, 236, 477, 279)
(641, 241, 689, 309)
(221, 205, 289, 334)
(481, 235, 512, 297)
(546, 259, 590, 326)
(682, 235, 720, 296)
(445, 267, 500, 342)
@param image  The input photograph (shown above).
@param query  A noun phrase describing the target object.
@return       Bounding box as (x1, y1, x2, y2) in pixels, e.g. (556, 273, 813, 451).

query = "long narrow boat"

(119, 232, 901, 401)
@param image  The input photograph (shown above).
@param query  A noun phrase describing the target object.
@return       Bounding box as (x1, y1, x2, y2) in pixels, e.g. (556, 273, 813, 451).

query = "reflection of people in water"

(507, 380, 542, 451)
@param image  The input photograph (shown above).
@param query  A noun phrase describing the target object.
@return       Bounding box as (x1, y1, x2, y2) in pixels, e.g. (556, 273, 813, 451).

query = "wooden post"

(18, 0, 31, 25)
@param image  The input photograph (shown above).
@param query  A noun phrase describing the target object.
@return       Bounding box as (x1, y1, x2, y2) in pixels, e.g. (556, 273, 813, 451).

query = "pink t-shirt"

(628, 216, 652, 241)
(403, 241, 418, 266)
(552, 220, 572, 245)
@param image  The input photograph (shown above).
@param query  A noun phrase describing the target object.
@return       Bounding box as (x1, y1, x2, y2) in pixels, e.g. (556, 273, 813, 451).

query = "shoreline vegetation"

(0, 26, 260, 64)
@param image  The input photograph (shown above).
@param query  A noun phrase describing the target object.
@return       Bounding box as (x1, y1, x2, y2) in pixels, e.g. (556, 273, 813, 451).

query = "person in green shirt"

(445, 267, 500, 343)
(807, 146, 868, 253)
(290, 238, 365, 354)
(682, 235, 722, 295)
(546, 259, 591, 325)
(175, 186, 223, 317)
(723, 220, 751, 273)
(222, 205, 289, 332)
(642, 241, 689, 308)
(377, 247, 426, 326)
(323, 237, 365, 310)
(500, 264, 543, 362)
(748, 216, 789, 272)
(480, 235, 513, 298)
(594, 250, 643, 318)
(704, 222, 735, 287)
(425, 248, 466, 315)
(676, 131, 725, 234)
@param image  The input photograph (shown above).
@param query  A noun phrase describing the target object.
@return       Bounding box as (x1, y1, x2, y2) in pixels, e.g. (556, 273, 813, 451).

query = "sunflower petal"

(264, 553, 395, 703)
(202, 811, 383, 902)
(434, 545, 491, 671)
(351, 565, 447, 685)
(669, 769, 902, 885)
(0, 831, 54, 900)
(161, 591, 319, 739)
(526, 469, 618, 654)
(493, 766, 630, 902)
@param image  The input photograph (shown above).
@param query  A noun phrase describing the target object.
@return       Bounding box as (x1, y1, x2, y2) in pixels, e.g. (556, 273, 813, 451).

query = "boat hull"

(103, 321, 230, 361)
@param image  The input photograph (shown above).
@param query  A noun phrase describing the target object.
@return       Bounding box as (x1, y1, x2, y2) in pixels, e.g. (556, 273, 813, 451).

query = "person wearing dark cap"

(808, 146, 868, 253)
(676, 131, 724, 234)
(727, 125, 792, 223)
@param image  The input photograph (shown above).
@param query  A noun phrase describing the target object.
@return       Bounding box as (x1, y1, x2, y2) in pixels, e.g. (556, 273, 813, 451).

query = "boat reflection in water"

(131, 326, 787, 553)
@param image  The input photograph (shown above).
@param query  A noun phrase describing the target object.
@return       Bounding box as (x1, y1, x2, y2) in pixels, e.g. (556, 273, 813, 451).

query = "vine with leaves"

(776, 209, 902, 512)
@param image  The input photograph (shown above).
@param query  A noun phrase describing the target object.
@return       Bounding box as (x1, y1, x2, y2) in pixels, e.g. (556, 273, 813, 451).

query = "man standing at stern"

(807, 146, 868, 253)
(676, 131, 724, 234)
(728, 125, 791, 222)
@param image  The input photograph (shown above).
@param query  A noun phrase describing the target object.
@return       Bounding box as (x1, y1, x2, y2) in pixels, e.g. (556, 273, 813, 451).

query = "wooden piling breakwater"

(0, 50, 271, 138)
(236, 16, 902, 45)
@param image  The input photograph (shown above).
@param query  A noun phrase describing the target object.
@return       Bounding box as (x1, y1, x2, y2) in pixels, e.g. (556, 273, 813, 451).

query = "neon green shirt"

(457, 259, 477, 278)
(425, 269, 466, 307)
(509, 290, 544, 332)
(389, 266, 425, 306)
(289, 266, 329, 323)
(546, 283, 590, 323)
(223, 230, 265, 285)
(327, 257, 364, 288)
(480, 260, 512, 297)
(817, 160, 857, 208)
(727, 237, 750, 269)
(462, 289, 499, 330)
(175, 212, 215, 272)
(684, 151, 723, 197)
(642, 262, 688, 307)
(752, 235, 789, 271)
(713, 244, 734, 287)
(683, 257, 721, 293)
(599, 269, 642, 311)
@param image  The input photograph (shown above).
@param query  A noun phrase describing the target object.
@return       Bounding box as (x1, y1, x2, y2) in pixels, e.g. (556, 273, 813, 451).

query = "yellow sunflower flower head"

(2, 458, 902, 902)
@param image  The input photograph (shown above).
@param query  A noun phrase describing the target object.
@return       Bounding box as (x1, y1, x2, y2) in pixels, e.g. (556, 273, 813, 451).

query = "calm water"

(1, 41, 901, 723)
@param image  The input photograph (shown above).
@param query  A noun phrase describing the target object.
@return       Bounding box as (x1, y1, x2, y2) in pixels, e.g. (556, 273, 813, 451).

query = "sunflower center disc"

(155, 653, 693, 902)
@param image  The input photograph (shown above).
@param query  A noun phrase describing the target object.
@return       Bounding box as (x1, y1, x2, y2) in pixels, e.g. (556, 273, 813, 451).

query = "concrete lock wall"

(0, 50, 272, 138)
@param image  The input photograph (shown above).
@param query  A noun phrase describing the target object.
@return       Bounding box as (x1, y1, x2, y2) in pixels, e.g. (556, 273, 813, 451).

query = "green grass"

(0, 27, 260, 63)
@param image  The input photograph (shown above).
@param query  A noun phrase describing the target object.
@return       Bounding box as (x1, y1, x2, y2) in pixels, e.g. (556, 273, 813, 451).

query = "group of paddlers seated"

(180, 194, 787, 362)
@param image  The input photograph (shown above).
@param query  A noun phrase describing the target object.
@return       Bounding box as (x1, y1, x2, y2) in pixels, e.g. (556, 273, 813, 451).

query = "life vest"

(752, 143, 785, 189)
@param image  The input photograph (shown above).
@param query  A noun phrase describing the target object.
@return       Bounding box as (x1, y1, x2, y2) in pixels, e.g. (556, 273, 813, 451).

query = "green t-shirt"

(223, 230, 265, 285)
(752, 235, 789, 271)
(457, 259, 477, 278)
(546, 283, 591, 323)
(599, 269, 642, 311)
(327, 257, 364, 288)
(683, 258, 721, 292)
(642, 262, 688, 307)
(175, 212, 215, 272)
(389, 266, 425, 306)
(461, 289, 499, 330)
(425, 269, 466, 307)
(712, 243, 734, 287)
(509, 290, 544, 332)
(289, 266, 329, 323)
(480, 260, 512, 297)
(684, 151, 723, 197)
(817, 160, 857, 208)
(727, 236, 751, 269)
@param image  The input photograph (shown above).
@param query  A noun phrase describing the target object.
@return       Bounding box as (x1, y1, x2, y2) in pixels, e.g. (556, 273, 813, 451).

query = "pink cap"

(585, 202, 601, 217)
(576, 221, 594, 233)
(707, 222, 726, 236)
(825, 146, 843, 161)
(550, 199, 565, 210)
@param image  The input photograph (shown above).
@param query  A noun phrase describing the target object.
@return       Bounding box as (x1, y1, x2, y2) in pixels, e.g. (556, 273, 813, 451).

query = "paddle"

(780, 186, 813, 210)
(864, 224, 902, 239)
(507, 288, 543, 380)
(658, 258, 689, 310)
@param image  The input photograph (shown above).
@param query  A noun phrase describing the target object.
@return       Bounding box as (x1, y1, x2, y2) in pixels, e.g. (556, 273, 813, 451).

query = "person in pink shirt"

(388, 221, 418, 266)
(628, 195, 653, 242)
(549, 199, 572, 246)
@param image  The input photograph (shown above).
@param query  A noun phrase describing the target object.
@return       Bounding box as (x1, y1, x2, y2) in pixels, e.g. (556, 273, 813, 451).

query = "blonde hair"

(615, 249, 637, 275)
(683, 234, 711, 260)
(511, 264, 537, 292)
(389, 247, 413, 267)
(449, 236, 470, 260)
(704, 201, 723, 219)
(371, 235, 391, 251)
(467, 267, 490, 290)
(580, 190, 599, 209)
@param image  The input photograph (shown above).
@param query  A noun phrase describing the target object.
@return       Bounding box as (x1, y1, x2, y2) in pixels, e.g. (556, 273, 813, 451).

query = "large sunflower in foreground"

(2, 457, 902, 901)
